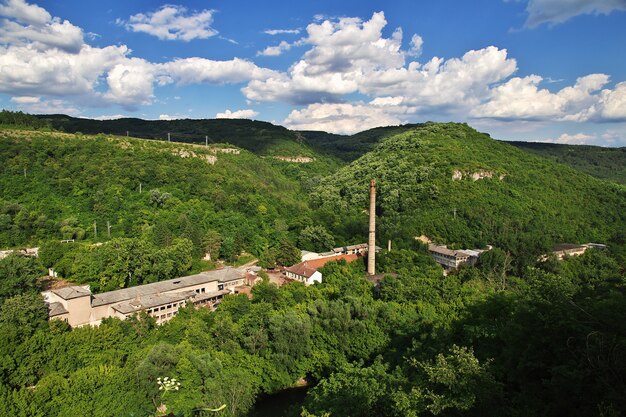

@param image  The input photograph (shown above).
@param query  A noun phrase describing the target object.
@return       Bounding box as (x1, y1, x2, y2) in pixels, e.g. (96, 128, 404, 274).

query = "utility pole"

(107, 221, 111, 238)
(139, 182, 142, 193)
(453, 208, 457, 220)
(205, 135, 208, 146)
(93, 221, 97, 239)
(126, 131, 129, 137)
(168, 132, 171, 142)
(23, 168, 26, 178)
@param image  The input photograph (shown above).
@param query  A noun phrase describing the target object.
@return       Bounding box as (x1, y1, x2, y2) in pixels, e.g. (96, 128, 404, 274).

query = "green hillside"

(0, 129, 316, 256)
(508, 141, 626, 185)
(37, 114, 324, 158)
(312, 122, 626, 266)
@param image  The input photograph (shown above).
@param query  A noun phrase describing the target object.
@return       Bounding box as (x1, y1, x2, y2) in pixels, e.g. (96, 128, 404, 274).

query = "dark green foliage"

(509, 141, 626, 185)
(0, 254, 43, 302)
(0, 110, 50, 130)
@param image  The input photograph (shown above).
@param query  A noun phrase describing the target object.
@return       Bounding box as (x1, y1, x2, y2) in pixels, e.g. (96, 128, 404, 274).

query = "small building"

(284, 262, 323, 286)
(42, 267, 244, 328)
(333, 243, 369, 256)
(284, 254, 360, 286)
(428, 244, 487, 270)
(552, 243, 587, 260)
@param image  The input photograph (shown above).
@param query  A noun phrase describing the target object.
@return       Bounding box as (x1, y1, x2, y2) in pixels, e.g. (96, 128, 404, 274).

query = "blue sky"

(0, 0, 625, 146)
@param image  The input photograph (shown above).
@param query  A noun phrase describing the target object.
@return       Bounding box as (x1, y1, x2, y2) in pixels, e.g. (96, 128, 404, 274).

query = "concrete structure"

(285, 254, 360, 285)
(549, 243, 606, 260)
(42, 267, 244, 328)
(368, 179, 376, 275)
(428, 244, 487, 270)
(301, 244, 374, 263)
(0, 246, 38, 260)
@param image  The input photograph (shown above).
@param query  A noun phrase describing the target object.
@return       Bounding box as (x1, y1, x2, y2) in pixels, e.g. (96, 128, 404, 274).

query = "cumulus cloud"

(158, 114, 182, 121)
(283, 103, 402, 134)
(408, 34, 423, 57)
(264, 28, 301, 35)
(524, 0, 626, 27)
(244, 12, 515, 113)
(0, 0, 84, 52)
(120, 5, 217, 41)
(161, 57, 278, 85)
(12, 97, 80, 115)
(473, 73, 626, 122)
(10, 95, 39, 104)
(0, 1, 279, 110)
(536, 129, 626, 147)
(215, 109, 258, 119)
(257, 40, 293, 57)
(93, 114, 130, 120)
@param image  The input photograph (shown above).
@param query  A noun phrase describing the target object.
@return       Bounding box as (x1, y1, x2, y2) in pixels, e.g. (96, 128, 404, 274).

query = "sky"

(0, 0, 625, 146)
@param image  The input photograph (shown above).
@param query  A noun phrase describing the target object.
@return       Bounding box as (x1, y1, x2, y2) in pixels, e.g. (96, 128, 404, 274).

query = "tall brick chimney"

(367, 179, 376, 275)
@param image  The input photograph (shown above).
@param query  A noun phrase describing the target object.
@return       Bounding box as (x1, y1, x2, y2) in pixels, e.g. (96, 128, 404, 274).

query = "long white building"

(42, 267, 244, 328)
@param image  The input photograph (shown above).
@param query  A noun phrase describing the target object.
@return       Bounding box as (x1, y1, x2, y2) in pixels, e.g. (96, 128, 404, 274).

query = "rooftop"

(111, 291, 196, 314)
(92, 267, 243, 307)
(286, 254, 361, 278)
(52, 285, 92, 300)
(553, 243, 585, 252)
(428, 244, 470, 258)
(48, 301, 68, 316)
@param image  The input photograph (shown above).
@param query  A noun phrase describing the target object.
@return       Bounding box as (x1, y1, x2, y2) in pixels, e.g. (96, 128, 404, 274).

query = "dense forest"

(0, 114, 625, 416)
(509, 141, 626, 185)
(0, 247, 624, 417)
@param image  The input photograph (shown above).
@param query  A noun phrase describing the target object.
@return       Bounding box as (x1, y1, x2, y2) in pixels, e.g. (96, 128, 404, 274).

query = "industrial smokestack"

(368, 179, 376, 275)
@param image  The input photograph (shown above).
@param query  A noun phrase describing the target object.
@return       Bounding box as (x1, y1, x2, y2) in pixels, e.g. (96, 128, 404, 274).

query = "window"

(201, 288, 205, 293)
(160, 306, 165, 311)
(172, 303, 177, 308)
(167, 313, 172, 318)
(167, 304, 171, 309)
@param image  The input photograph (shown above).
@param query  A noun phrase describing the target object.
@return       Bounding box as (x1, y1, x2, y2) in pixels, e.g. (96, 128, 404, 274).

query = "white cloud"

(104, 58, 157, 107)
(408, 34, 423, 57)
(12, 97, 80, 115)
(10, 95, 39, 104)
(93, 114, 130, 120)
(283, 102, 402, 134)
(161, 57, 278, 85)
(264, 28, 301, 35)
(0, 43, 130, 98)
(473, 73, 625, 122)
(121, 5, 217, 41)
(244, 12, 516, 113)
(524, 0, 626, 27)
(215, 109, 258, 119)
(0, 0, 50, 26)
(536, 129, 626, 147)
(0, 0, 84, 53)
(158, 114, 182, 121)
(257, 40, 293, 57)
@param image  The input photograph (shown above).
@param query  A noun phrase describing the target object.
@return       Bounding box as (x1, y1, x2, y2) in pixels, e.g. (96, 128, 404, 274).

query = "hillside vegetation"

(312, 123, 626, 266)
(509, 141, 626, 185)
(38, 114, 327, 158)
(0, 129, 317, 259)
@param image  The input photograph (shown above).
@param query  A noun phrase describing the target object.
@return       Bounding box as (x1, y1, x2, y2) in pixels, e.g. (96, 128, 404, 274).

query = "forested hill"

(508, 141, 626, 185)
(0, 129, 320, 262)
(312, 122, 626, 266)
(35, 114, 321, 158)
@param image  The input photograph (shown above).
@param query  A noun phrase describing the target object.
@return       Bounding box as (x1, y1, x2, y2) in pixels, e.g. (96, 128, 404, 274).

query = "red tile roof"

(285, 254, 360, 278)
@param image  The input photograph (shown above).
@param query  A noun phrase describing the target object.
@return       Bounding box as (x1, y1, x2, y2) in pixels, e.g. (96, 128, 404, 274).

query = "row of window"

(146, 302, 181, 315)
